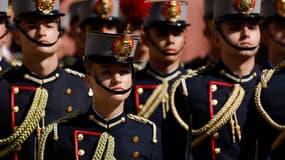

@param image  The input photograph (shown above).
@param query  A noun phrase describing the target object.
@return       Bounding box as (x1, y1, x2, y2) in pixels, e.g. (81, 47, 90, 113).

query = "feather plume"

(120, 0, 152, 27)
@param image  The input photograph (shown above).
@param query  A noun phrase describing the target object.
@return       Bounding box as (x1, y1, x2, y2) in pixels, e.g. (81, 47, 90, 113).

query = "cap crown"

(85, 32, 139, 64)
(143, 0, 189, 28)
(79, 0, 123, 25)
(214, 0, 262, 23)
(262, 0, 285, 18)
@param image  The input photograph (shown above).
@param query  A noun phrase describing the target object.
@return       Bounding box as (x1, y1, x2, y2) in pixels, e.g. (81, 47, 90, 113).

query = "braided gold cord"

(92, 132, 115, 160)
(192, 85, 245, 147)
(137, 81, 168, 119)
(0, 87, 48, 158)
(37, 111, 81, 160)
(104, 135, 116, 160)
(169, 65, 208, 131)
(254, 69, 285, 130)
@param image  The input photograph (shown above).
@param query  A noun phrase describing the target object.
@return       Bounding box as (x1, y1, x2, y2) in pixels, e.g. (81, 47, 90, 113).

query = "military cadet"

(184, 0, 220, 70)
(0, 0, 93, 159)
(170, 0, 263, 160)
(61, 0, 124, 73)
(40, 31, 162, 160)
(0, 0, 11, 73)
(124, 0, 190, 159)
(260, 0, 285, 68)
(240, 0, 285, 159)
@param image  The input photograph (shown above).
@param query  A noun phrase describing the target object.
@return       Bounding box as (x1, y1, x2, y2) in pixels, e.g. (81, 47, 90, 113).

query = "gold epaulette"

(64, 68, 85, 78)
(127, 114, 158, 144)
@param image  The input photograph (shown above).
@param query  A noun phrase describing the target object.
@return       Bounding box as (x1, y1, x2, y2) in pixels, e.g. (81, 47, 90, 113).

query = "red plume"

(120, 0, 152, 26)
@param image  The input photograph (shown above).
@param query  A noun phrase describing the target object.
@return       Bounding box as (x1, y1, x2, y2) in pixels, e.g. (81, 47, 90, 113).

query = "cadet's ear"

(141, 29, 151, 47)
(13, 30, 21, 46)
(84, 74, 92, 88)
(212, 30, 221, 48)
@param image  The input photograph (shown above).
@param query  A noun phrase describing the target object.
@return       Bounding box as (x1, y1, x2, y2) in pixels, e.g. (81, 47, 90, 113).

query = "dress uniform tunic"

(43, 108, 162, 160)
(0, 66, 92, 160)
(240, 63, 285, 160)
(171, 61, 261, 160)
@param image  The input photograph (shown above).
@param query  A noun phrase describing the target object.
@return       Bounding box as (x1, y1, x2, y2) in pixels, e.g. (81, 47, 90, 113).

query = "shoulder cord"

(0, 87, 48, 158)
(127, 114, 158, 143)
(169, 66, 208, 131)
(254, 62, 285, 151)
(37, 110, 83, 160)
(170, 66, 246, 147)
(137, 81, 169, 119)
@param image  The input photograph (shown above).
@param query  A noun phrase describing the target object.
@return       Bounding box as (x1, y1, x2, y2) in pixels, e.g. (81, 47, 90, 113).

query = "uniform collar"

(145, 63, 183, 81)
(20, 65, 63, 85)
(88, 110, 126, 129)
(216, 61, 259, 83)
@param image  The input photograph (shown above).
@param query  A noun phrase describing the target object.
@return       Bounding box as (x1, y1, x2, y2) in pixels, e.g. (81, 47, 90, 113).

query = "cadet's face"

(146, 26, 186, 63)
(0, 19, 7, 46)
(89, 63, 132, 102)
(264, 20, 285, 51)
(217, 20, 261, 57)
(16, 17, 61, 57)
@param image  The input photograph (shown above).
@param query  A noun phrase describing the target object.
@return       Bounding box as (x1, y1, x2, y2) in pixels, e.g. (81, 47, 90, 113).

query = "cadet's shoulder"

(63, 68, 86, 79)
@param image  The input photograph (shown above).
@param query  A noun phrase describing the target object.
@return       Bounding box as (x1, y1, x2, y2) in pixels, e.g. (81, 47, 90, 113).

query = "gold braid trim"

(37, 111, 81, 160)
(254, 61, 285, 151)
(92, 132, 116, 160)
(127, 114, 158, 143)
(137, 81, 169, 119)
(192, 84, 245, 147)
(170, 65, 208, 131)
(0, 87, 48, 158)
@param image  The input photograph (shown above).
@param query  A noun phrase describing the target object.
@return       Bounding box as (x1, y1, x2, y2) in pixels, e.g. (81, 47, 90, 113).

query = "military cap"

(12, 0, 64, 22)
(214, 0, 263, 24)
(143, 0, 190, 28)
(262, 0, 285, 18)
(204, 0, 213, 19)
(0, 0, 8, 18)
(85, 32, 139, 64)
(78, 0, 124, 26)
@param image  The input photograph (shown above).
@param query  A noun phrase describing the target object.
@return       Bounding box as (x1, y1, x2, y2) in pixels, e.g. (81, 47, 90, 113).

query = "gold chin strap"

(92, 132, 116, 160)
(254, 61, 285, 151)
(0, 87, 48, 158)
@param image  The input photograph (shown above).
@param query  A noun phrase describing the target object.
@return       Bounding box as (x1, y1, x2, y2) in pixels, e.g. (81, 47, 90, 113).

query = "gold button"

(0, 66, 2, 72)
(14, 106, 19, 112)
(213, 132, 219, 139)
(220, 70, 225, 75)
(78, 134, 84, 141)
(214, 147, 221, 155)
(13, 87, 20, 94)
(23, 74, 29, 79)
(211, 85, 217, 92)
(139, 104, 144, 110)
(121, 117, 126, 123)
(132, 136, 139, 143)
(88, 88, 94, 96)
(132, 151, 140, 158)
(65, 88, 72, 95)
(78, 149, 85, 156)
(89, 114, 95, 121)
(253, 72, 257, 77)
(212, 99, 218, 106)
(137, 88, 144, 95)
(55, 73, 60, 78)
(66, 106, 73, 112)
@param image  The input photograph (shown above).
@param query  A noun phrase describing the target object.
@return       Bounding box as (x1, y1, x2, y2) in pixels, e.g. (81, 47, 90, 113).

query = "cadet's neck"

(93, 99, 125, 121)
(23, 53, 59, 77)
(148, 59, 180, 75)
(222, 56, 255, 78)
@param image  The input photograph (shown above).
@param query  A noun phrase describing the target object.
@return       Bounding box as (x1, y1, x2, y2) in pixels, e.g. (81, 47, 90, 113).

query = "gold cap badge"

(275, 0, 285, 17)
(162, 0, 181, 23)
(94, 0, 114, 19)
(112, 26, 134, 61)
(234, 0, 255, 15)
(34, 0, 55, 14)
